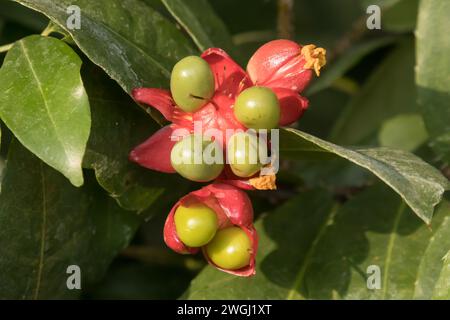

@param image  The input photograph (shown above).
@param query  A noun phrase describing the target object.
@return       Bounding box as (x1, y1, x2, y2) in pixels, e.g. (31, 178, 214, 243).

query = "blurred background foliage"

(0, 0, 448, 299)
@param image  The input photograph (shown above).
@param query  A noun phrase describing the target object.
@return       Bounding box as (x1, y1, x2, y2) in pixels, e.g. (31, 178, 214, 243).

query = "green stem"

(0, 43, 14, 53)
(41, 24, 58, 37)
(277, 0, 294, 39)
(0, 24, 60, 54)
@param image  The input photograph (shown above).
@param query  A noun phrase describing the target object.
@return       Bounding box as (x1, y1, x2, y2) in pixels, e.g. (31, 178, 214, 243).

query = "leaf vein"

(19, 40, 71, 165)
(33, 162, 48, 300)
(381, 201, 406, 299)
(286, 203, 340, 300)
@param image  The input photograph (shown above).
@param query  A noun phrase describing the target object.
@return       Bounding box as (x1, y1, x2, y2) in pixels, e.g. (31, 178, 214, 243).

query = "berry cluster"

(130, 40, 326, 276)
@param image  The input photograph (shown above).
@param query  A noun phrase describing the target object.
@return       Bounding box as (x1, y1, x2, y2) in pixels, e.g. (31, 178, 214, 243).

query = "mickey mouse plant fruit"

(130, 39, 326, 276)
(170, 134, 223, 182)
(170, 56, 215, 112)
(174, 203, 218, 247)
(227, 132, 263, 178)
(234, 86, 280, 130)
(164, 183, 258, 276)
(206, 227, 253, 270)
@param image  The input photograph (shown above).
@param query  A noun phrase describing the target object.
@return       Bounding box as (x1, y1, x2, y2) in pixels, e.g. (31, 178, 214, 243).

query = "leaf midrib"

(33, 162, 48, 300)
(161, 0, 210, 51)
(286, 203, 340, 299)
(19, 40, 71, 166)
(381, 201, 406, 299)
(284, 128, 438, 224)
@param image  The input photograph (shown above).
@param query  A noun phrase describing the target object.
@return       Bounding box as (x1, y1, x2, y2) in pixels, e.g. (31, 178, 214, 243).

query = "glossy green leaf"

(0, 35, 90, 186)
(81, 62, 192, 214)
(185, 184, 450, 299)
(307, 37, 395, 95)
(414, 218, 450, 299)
(378, 113, 428, 151)
(331, 39, 417, 145)
(280, 128, 449, 224)
(161, 0, 235, 53)
(416, 0, 450, 163)
(0, 124, 3, 188)
(431, 251, 450, 299)
(0, 140, 140, 299)
(14, 0, 196, 94)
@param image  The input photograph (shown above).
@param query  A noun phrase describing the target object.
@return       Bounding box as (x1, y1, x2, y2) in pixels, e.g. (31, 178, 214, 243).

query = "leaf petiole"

(0, 43, 14, 53)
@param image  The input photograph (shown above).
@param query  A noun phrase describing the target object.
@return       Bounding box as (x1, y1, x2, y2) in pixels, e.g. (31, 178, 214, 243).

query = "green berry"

(234, 86, 280, 129)
(205, 227, 252, 270)
(170, 134, 224, 182)
(170, 56, 215, 112)
(174, 204, 218, 247)
(227, 132, 262, 177)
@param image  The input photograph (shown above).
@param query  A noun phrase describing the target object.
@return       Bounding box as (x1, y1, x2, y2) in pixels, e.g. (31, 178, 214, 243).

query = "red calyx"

(163, 183, 257, 277)
(129, 42, 314, 177)
(246, 39, 313, 92)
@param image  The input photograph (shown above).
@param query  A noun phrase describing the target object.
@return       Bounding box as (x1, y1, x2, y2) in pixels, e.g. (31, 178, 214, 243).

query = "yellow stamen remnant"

(249, 174, 277, 190)
(301, 44, 327, 76)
